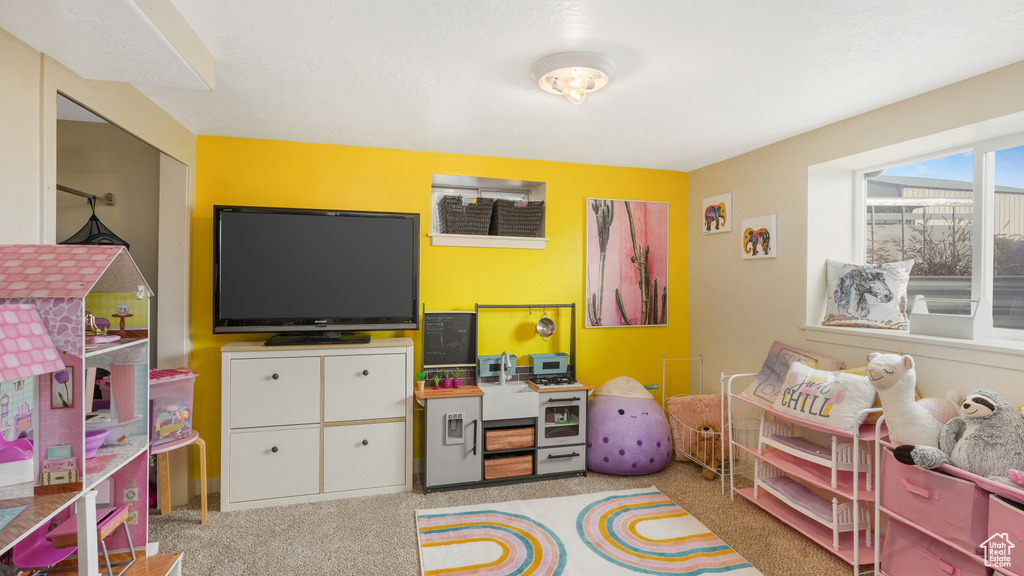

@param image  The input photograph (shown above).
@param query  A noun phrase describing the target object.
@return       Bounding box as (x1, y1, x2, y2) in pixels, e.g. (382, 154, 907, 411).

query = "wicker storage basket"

(438, 196, 494, 235)
(489, 200, 545, 237)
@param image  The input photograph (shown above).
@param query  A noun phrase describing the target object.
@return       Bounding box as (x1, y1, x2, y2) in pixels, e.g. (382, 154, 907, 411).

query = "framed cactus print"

(586, 198, 669, 327)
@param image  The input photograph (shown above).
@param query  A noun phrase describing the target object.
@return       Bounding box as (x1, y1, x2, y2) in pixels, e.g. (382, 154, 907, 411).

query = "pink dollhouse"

(0, 244, 155, 561)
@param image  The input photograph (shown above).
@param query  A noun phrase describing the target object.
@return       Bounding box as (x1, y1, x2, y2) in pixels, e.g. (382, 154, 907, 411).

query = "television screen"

(214, 205, 419, 343)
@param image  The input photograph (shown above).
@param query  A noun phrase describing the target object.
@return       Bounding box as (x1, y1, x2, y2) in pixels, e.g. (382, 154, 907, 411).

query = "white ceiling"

(6, 0, 1024, 171)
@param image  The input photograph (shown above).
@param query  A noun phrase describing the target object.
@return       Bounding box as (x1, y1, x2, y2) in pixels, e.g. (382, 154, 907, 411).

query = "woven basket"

(438, 196, 494, 235)
(489, 200, 545, 237)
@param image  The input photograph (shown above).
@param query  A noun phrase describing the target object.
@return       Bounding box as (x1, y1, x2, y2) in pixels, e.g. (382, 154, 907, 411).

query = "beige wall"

(57, 120, 161, 286)
(0, 27, 43, 243)
(689, 59, 1024, 407)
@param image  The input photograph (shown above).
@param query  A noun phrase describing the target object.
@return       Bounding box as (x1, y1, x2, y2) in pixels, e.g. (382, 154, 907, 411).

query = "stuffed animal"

(586, 377, 673, 475)
(865, 352, 957, 447)
(894, 389, 1024, 488)
(690, 422, 722, 480)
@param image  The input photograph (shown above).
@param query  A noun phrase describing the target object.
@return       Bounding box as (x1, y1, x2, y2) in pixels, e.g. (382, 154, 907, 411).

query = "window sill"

(428, 233, 549, 249)
(800, 324, 1024, 371)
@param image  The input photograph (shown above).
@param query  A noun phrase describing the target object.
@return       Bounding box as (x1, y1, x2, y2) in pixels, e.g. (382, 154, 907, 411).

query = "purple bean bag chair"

(587, 376, 673, 475)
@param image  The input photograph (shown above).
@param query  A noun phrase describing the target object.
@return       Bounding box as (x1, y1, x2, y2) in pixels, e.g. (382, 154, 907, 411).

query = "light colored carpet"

(149, 460, 857, 575)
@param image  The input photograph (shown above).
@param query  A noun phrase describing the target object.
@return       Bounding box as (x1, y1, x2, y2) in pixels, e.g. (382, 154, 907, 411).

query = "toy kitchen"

(416, 304, 593, 493)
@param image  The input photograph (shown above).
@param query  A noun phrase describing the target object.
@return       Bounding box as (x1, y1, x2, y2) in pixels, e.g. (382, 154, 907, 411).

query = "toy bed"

(759, 417, 874, 491)
(755, 461, 872, 551)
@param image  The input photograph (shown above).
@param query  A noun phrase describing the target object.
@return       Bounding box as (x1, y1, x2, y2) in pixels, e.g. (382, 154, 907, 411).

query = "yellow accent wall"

(191, 136, 689, 475)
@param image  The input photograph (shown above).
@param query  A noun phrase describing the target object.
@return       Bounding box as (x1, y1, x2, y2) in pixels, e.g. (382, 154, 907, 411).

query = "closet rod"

(56, 184, 115, 207)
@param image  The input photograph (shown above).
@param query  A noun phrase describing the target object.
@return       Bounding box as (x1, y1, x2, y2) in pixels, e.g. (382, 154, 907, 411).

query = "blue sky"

(883, 146, 1024, 188)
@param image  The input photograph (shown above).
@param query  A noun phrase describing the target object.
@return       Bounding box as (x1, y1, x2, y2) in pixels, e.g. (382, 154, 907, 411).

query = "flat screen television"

(213, 205, 419, 345)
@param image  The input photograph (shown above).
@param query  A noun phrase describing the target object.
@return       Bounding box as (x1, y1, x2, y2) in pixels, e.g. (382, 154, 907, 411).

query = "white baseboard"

(147, 541, 160, 555)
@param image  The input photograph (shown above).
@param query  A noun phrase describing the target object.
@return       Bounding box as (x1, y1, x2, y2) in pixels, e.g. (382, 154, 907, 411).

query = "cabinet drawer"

(485, 427, 535, 451)
(229, 427, 320, 503)
(229, 357, 321, 428)
(323, 421, 406, 492)
(988, 495, 1024, 574)
(881, 520, 990, 576)
(536, 446, 586, 475)
(324, 354, 406, 422)
(881, 449, 989, 553)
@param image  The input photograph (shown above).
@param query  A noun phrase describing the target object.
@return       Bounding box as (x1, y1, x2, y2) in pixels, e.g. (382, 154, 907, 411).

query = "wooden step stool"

(46, 505, 136, 576)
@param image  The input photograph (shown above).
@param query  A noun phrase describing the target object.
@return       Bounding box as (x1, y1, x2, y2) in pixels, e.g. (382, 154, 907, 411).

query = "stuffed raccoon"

(894, 389, 1024, 488)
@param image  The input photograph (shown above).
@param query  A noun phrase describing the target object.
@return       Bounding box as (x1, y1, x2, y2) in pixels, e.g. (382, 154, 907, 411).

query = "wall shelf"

(428, 232, 549, 249)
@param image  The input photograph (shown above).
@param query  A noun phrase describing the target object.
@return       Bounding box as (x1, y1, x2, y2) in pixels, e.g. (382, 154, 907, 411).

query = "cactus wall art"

(586, 198, 669, 327)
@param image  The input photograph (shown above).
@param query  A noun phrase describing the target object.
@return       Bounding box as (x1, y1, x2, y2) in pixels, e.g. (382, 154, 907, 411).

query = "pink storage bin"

(149, 368, 197, 446)
(881, 520, 990, 576)
(881, 448, 990, 553)
(987, 495, 1024, 575)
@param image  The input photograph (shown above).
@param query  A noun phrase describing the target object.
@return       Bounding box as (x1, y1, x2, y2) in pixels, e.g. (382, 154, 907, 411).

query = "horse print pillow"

(822, 259, 913, 329)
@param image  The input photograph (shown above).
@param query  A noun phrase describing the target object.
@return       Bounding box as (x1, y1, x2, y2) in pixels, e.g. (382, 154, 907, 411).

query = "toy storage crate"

(149, 368, 198, 446)
(489, 199, 544, 237)
(438, 195, 494, 235)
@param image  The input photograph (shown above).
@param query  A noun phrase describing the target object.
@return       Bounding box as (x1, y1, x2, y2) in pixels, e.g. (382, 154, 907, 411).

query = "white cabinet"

(323, 421, 406, 492)
(228, 426, 320, 502)
(323, 354, 407, 422)
(221, 338, 413, 511)
(228, 356, 321, 428)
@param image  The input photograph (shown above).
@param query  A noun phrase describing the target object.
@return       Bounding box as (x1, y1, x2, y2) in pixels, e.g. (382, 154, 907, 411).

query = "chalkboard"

(422, 311, 476, 367)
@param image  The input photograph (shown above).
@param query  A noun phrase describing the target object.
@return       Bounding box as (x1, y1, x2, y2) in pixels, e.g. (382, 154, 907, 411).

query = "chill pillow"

(773, 362, 877, 432)
(822, 259, 913, 329)
(740, 341, 846, 408)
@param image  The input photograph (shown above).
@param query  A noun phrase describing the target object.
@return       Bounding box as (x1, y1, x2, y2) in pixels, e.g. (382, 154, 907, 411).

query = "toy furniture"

(152, 430, 208, 524)
(875, 414, 1024, 576)
(727, 373, 878, 573)
(12, 522, 78, 575)
(44, 505, 135, 576)
(0, 244, 184, 574)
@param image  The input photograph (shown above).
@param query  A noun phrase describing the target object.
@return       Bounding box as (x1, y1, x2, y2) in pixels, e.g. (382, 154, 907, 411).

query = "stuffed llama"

(865, 353, 957, 447)
(894, 389, 1024, 488)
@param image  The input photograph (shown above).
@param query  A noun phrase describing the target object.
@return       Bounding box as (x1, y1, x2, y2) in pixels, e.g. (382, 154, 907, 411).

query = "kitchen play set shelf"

(418, 303, 592, 493)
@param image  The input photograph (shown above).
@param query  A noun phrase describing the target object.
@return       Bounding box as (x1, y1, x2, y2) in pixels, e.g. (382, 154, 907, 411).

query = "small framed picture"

(702, 193, 732, 234)
(51, 367, 74, 409)
(741, 215, 778, 259)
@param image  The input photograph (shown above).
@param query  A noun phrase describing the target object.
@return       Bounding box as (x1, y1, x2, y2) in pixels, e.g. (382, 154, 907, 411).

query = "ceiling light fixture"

(530, 52, 616, 105)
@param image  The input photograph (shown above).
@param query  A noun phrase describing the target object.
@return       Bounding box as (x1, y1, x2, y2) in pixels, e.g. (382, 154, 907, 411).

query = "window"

(858, 139, 1024, 338)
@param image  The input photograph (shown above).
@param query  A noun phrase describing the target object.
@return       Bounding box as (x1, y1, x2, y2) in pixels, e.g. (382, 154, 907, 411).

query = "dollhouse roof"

(0, 303, 65, 381)
(0, 245, 152, 299)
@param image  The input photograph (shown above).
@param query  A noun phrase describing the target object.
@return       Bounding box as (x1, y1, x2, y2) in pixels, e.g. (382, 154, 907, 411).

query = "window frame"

(852, 134, 1024, 341)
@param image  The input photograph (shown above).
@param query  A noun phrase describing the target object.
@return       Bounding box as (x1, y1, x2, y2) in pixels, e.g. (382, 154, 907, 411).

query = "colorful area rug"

(415, 486, 763, 576)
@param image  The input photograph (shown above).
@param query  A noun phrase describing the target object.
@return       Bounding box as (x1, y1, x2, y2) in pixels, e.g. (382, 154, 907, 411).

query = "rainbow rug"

(415, 486, 763, 576)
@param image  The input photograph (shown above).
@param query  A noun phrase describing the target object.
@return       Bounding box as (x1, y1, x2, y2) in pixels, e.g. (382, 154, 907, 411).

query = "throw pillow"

(740, 341, 846, 408)
(773, 362, 877, 432)
(822, 259, 913, 329)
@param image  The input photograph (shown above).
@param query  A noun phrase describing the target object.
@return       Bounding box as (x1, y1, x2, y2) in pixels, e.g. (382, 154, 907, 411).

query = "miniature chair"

(12, 522, 77, 575)
(0, 433, 34, 462)
(43, 505, 136, 576)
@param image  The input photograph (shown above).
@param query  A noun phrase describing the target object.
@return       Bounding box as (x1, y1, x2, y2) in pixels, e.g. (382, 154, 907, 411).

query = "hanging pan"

(536, 310, 556, 341)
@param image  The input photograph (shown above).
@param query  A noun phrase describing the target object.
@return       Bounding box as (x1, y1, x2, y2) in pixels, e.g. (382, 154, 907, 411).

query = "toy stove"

(528, 374, 577, 388)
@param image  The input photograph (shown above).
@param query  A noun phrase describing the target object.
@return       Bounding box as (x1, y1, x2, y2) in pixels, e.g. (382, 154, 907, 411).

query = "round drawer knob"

(271, 446, 279, 453)
(362, 369, 369, 376)
(271, 373, 280, 380)
(361, 439, 369, 446)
